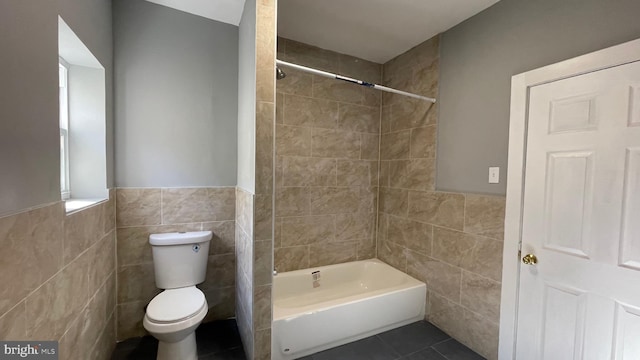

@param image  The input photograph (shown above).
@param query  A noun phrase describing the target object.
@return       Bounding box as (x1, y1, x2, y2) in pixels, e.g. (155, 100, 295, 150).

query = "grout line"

(116, 185, 237, 190)
(0, 200, 62, 220)
(432, 339, 455, 360)
(280, 94, 381, 126)
(430, 337, 454, 348)
(374, 89, 383, 261)
(278, 120, 381, 135)
(116, 219, 234, 229)
(430, 290, 500, 327)
(88, 311, 116, 356)
(58, 301, 86, 342)
(60, 267, 116, 343)
(271, 78, 278, 315)
(460, 268, 501, 284)
(19, 226, 115, 317)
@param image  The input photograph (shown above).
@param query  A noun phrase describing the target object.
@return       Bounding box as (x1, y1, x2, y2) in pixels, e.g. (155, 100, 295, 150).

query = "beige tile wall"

(275, 37, 382, 272)
(0, 192, 117, 360)
(235, 185, 274, 360)
(235, 187, 254, 359)
(115, 187, 236, 340)
(250, 1, 276, 358)
(377, 35, 505, 360)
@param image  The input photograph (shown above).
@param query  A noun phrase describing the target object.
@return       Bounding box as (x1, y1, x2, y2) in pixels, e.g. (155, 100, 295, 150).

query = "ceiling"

(278, 0, 499, 63)
(145, 0, 246, 26)
(144, 0, 499, 64)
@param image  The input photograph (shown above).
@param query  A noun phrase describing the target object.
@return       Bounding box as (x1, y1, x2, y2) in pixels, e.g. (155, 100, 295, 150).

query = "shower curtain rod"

(276, 59, 437, 103)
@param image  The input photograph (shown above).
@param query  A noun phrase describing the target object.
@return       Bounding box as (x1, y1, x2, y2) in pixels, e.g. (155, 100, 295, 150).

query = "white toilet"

(143, 231, 213, 360)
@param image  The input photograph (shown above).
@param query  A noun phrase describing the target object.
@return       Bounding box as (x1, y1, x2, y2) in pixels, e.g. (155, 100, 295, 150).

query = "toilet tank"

(149, 231, 212, 289)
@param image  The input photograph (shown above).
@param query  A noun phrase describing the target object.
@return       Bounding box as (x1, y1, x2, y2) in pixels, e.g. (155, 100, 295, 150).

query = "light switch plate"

(489, 167, 500, 184)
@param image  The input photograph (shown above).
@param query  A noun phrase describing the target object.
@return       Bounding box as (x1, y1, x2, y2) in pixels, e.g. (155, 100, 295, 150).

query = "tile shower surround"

(0, 191, 117, 360)
(115, 187, 236, 340)
(275, 37, 382, 272)
(376, 35, 505, 360)
(273, 36, 505, 359)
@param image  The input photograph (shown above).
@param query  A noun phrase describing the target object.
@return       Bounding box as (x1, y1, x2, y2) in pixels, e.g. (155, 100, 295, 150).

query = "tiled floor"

(111, 319, 484, 360)
(300, 321, 484, 360)
(110, 319, 246, 359)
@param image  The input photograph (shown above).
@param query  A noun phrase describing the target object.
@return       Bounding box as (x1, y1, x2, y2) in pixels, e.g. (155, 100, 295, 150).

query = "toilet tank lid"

(149, 231, 212, 246)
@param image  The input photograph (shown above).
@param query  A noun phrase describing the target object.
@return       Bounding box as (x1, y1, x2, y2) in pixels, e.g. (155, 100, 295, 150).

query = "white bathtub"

(272, 259, 426, 360)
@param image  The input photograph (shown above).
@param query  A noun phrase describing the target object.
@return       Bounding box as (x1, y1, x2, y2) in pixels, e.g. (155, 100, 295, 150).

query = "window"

(59, 60, 70, 200)
(58, 16, 108, 212)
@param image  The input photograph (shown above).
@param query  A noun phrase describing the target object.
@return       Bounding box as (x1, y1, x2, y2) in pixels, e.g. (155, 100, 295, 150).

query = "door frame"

(499, 37, 640, 359)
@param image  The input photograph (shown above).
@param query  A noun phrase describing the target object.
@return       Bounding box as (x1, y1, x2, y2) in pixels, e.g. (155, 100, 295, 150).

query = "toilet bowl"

(143, 286, 208, 360)
(144, 231, 213, 360)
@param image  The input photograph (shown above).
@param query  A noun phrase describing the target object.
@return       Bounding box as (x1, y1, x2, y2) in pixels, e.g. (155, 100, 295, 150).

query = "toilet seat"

(146, 287, 206, 324)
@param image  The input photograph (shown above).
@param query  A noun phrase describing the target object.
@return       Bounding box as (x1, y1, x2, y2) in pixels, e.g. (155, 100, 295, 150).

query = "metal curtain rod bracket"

(275, 59, 436, 103)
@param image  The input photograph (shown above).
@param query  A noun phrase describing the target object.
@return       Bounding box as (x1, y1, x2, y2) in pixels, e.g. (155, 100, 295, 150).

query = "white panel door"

(516, 60, 640, 360)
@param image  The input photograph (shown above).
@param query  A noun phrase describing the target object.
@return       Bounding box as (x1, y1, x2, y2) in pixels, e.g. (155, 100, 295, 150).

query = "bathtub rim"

(273, 259, 426, 321)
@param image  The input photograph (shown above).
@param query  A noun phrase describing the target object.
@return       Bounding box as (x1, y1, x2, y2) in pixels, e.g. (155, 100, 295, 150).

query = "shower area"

(274, 37, 389, 271)
(273, 35, 439, 277)
(270, 33, 504, 360)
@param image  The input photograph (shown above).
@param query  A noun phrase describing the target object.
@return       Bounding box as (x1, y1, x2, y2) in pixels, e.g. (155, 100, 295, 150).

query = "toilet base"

(157, 332, 197, 360)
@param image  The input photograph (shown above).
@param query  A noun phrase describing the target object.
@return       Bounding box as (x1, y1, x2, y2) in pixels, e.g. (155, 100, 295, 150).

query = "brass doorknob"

(522, 254, 538, 265)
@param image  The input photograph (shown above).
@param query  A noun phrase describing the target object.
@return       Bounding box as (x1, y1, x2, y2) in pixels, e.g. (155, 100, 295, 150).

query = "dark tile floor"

(110, 319, 246, 360)
(300, 321, 485, 360)
(111, 319, 484, 360)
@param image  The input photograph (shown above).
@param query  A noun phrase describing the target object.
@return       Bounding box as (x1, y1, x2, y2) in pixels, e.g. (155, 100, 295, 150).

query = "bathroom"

(2, 0, 640, 359)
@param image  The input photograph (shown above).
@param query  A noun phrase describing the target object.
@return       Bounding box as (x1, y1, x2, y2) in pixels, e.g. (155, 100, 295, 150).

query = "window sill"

(65, 198, 107, 214)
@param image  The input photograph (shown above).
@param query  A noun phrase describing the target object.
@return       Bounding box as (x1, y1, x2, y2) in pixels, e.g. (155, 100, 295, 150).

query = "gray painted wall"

(437, 0, 640, 195)
(237, 0, 257, 193)
(113, 0, 239, 187)
(0, 0, 113, 216)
